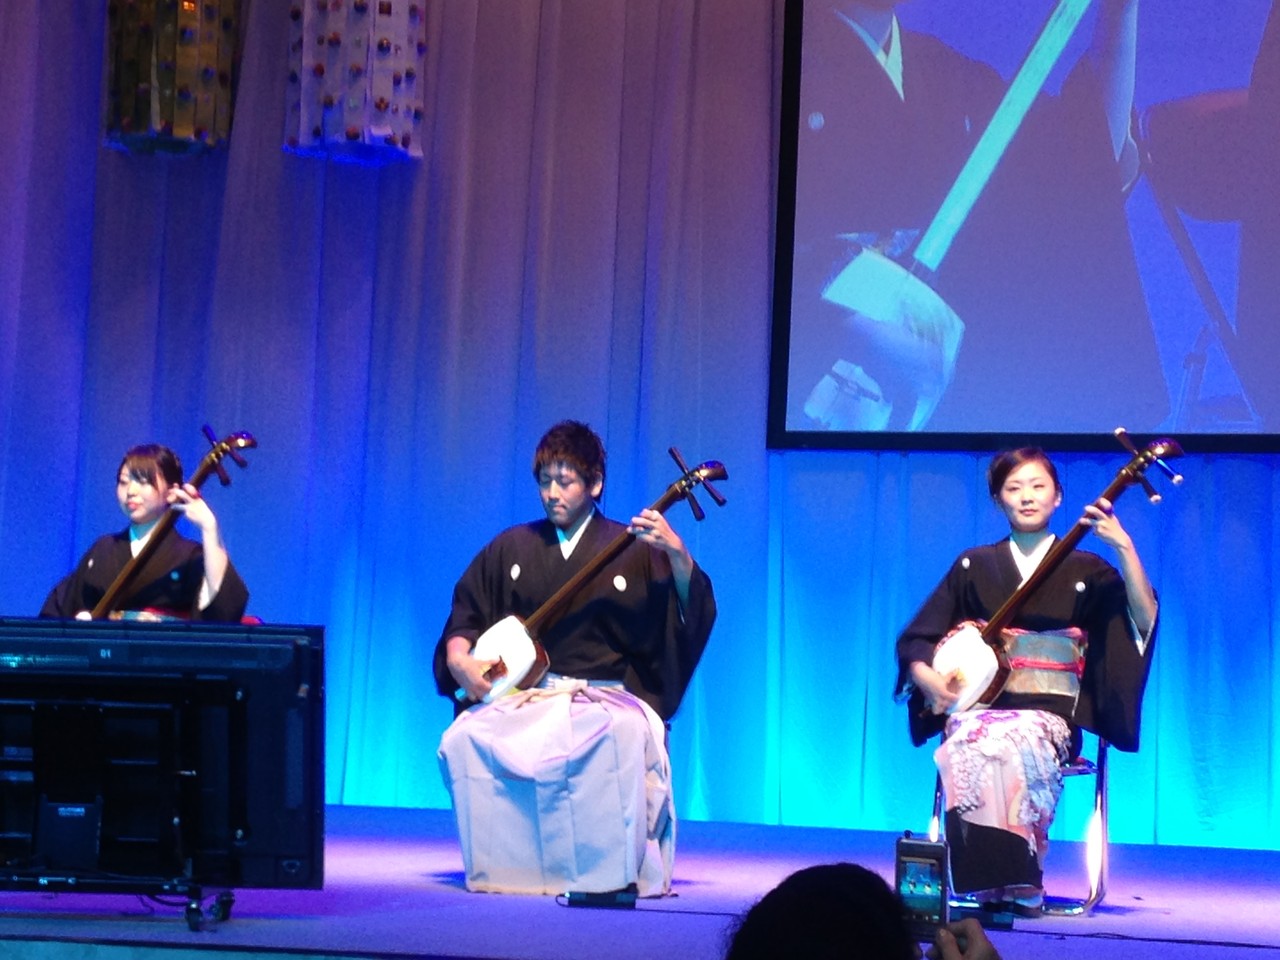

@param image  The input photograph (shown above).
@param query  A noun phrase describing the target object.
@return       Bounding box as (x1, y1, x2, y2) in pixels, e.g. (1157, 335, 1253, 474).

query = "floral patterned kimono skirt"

(935, 626, 1084, 898)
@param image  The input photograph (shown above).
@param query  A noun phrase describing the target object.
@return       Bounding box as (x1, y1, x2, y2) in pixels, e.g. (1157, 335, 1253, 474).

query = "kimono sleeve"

(615, 547, 717, 723)
(650, 560, 716, 722)
(432, 541, 501, 699)
(40, 572, 80, 617)
(38, 537, 113, 618)
(1072, 561, 1158, 752)
(895, 555, 970, 746)
(199, 562, 250, 622)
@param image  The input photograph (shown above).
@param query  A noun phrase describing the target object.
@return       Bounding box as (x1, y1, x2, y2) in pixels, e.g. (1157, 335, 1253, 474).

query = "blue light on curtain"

(0, 0, 1277, 854)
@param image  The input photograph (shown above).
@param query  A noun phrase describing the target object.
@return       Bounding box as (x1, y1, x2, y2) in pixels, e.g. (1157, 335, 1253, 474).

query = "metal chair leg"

(1042, 739, 1109, 916)
(934, 740, 1110, 917)
(929, 772, 944, 843)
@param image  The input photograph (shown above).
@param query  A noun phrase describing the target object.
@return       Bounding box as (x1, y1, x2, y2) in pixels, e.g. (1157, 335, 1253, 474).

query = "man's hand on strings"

(627, 508, 686, 556)
(628, 508, 695, 603)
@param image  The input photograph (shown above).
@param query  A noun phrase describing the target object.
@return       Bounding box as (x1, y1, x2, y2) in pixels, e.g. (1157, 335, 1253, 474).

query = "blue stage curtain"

(0, 0, 1276, 852)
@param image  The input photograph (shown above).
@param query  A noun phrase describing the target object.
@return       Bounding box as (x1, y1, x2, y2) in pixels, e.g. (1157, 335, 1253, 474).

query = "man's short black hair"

(532, 420, 606, 491)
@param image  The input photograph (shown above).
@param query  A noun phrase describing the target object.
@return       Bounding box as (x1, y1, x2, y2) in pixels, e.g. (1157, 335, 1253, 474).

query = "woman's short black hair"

(118, 444, 184, 487)
(987, 446, 1060, 500)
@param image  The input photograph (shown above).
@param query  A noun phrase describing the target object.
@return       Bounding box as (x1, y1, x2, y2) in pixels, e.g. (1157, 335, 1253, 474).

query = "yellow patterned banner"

(104, 0, 244, 153)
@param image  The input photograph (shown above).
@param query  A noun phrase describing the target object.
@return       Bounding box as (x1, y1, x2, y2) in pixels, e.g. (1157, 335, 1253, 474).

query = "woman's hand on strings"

(1081, 497, 1133, 552)
(167, 483, 218, 535)
(1083, 497, 1158, 635)
(167, 482, 232, 599)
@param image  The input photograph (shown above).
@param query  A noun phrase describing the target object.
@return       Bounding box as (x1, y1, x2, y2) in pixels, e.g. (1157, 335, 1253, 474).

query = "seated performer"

(41, 443, 249, 622)
(433, 420, 716, 896)
(895, 447, 1157, 914)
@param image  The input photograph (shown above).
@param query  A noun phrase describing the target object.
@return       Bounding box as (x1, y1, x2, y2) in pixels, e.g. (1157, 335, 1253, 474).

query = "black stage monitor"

(0, 617, 324, 900)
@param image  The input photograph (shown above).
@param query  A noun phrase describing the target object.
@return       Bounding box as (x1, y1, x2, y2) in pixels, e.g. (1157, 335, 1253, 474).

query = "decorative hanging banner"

(284, 0, 428, 165)
(103, 0, 245, 153)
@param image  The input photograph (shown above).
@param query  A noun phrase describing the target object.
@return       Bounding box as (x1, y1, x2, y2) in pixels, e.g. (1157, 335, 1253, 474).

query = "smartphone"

(895, 834, 949, 943)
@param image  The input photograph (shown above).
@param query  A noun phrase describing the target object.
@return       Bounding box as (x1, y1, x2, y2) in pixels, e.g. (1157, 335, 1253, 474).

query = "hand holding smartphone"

(895, 833, 949, 944)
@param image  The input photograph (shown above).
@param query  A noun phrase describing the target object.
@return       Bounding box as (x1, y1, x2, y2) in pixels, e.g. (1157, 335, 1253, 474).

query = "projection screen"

(768, 0, 1280, 451)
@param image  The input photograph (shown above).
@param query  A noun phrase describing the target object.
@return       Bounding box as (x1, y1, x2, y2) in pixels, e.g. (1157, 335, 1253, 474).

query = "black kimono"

(434, 512, 716, 896)
(432, 513, 716, 721)
(40, 529, 250, 623)
(896, 539, 1157, 751)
